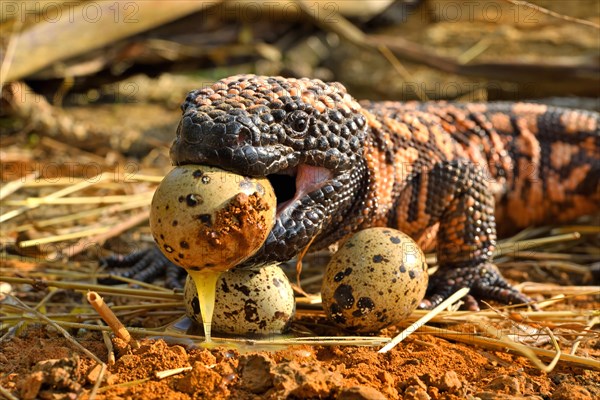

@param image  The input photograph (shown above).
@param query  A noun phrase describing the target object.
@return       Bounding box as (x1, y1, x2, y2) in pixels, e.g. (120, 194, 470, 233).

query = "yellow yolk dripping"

(187, 269, 222, 343)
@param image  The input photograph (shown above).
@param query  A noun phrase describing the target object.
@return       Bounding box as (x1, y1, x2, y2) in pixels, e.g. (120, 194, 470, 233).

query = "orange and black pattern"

(104, 75, 599, 309)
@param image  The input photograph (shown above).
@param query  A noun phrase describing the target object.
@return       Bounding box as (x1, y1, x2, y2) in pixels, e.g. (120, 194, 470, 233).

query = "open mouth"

(267, 164, 333, 217)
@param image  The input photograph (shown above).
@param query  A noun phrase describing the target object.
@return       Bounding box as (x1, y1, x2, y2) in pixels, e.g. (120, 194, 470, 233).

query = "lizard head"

(170, 75, 368, 263)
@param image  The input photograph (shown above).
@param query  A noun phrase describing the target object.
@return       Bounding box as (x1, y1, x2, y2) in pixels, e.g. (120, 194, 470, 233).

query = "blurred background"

(1, 0, 599, 260)
(2, 0, 599, 156)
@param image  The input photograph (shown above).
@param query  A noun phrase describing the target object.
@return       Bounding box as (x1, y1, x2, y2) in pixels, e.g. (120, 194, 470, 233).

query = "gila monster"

(103, 75, 600, 310)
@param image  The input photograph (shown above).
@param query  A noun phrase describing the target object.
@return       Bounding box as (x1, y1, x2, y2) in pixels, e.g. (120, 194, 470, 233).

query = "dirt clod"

(239, 354, 275, 394)
(404, 385, 431, 400)
(337, 385, 388, 400)
(174, 361, 226, 397)
(552, 383, 594, 400)
(484, 374, 522, 395)
(270, 360, 344, 398)
(21, 357, 82, 400)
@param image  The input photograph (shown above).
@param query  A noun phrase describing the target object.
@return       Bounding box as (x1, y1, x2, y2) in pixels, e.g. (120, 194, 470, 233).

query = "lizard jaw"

(268, 164, 333, 218)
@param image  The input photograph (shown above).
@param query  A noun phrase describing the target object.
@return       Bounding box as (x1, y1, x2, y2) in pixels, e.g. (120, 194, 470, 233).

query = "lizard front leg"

(100, 249, 185, 289)
(395, 159, 533, 310)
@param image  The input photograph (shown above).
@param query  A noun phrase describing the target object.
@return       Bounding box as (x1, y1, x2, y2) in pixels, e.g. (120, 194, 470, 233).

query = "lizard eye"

(286, 110, 310, 136)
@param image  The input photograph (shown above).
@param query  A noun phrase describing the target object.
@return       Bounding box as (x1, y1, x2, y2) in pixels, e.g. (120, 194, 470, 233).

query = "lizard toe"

(99, 248, 184, 289)
(419, 263, 536, 310)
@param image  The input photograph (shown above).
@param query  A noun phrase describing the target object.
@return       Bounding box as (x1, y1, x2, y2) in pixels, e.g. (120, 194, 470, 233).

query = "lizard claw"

(419, 263, 536, 311)
(99, 247, 185, 289)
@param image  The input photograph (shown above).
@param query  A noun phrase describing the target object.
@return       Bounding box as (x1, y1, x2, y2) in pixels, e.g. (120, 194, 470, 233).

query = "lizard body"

(105, 75, 599, 309)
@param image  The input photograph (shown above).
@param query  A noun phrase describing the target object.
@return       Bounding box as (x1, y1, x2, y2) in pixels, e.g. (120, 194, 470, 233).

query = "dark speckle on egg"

(221, 280, 230, 293)
(183, 265, 295, 335)
(330, 303, 346, 324)
(233, 283, 251, 296)
(192, 169, 203, 178)
(244, 300, 259, 322)
(191, 296, 200, 314)
(186, 194, 202, 207)
(197, 214, 212, 226)
(373, 255, 384, 263)
(356, 297, 375, 315)
(333, 284, 355, 309)
(321, 227, 428, 333)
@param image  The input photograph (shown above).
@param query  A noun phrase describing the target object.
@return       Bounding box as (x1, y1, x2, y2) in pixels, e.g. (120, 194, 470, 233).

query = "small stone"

(238, 354, 274, 394)
(552, 383, 593, 400)
(174, 361, 223, 397)
(21, 371, 43, 400)
(338, 385, 388, 400)
(405, 376, 427, 391)
(484, 375, 521, 395)
(86, 364, 103, 384)
(171, 345, 188, 359)
(270, 360, 342, 398)
(437, 371, 463, 393)
(476, 393, 529, 400)
(404, 385, 431, 400)
(427, 386, 439, 398)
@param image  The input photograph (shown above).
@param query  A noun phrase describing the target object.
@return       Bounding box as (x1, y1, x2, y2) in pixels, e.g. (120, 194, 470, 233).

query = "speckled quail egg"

(184, 264, 296, 335)
(150, 165, 276, 272)
(321, 228, 428, 333)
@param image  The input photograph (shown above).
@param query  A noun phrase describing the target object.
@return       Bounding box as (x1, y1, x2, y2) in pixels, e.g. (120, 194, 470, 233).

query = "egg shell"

(321, 227, 428, 333)
(184, 264, 296, 335)
(150, 165, 276, 272)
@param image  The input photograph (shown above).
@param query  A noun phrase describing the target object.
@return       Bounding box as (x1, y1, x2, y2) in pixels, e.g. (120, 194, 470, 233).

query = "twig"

(0, 172, 110, 223)
(519, 284, 599, 296)
(377, 45, 429, 101)
(65, 208, 150, 257)
(0, 384, 19, 400)
(570, 316, 599, 356)
(378, 287, 470, 353)
(155, 366, 192, 379)
(8, 295, 107, 399)
(418, 325, 599, 371)
(0, 173, 38, 201)
(0, 18, 22, 89)
(22, 318, 392, 347)
(100, 327, 116, 366)
(15, 198, 150, 233)
(476, 321, 561, 372)
(0, 276, 182, 301)
(367, 34, 599, 87)
(87, 291, 139, 349)
(18, 227, 112, 248)
(499, 0, 600, 29)
(96, 378, 151, 393)
(4, 193, 152, 206)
